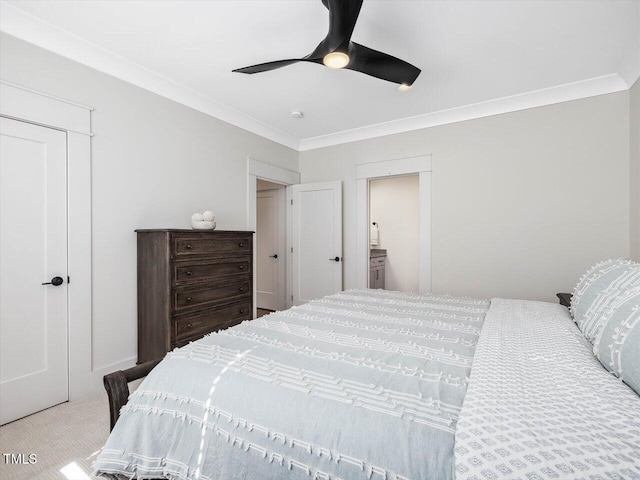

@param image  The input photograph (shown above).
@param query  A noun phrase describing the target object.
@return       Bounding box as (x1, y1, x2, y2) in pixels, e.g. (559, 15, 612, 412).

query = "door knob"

(42, 276, 64, 286)
(269, 254, 278, 259)
(329, 257, 341, 262)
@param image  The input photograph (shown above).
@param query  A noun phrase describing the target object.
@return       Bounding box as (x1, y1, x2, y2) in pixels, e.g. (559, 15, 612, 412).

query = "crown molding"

(299, 74, 629, 151)
(0, 2, 301, 150)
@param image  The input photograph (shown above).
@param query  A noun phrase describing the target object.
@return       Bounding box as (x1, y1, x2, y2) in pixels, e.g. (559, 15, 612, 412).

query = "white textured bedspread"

(455, 299, 640, 479)
(95, 289, 489, 480)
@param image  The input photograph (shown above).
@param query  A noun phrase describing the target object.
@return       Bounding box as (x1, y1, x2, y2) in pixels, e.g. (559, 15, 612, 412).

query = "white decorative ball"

(202, 211, 215, 222)
(191, 213, 203, 222)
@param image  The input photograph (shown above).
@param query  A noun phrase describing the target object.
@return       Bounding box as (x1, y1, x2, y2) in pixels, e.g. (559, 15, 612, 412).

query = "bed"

(94, 264, 640, 480)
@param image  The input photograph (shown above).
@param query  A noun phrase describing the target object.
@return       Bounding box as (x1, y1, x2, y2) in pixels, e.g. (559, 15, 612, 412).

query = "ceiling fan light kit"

(323, 51, 350, 69)
(233, 0, 421, 89)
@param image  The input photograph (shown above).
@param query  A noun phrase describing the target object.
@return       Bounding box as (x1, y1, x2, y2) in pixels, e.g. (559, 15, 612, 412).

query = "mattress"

(94, 289, 489, 479)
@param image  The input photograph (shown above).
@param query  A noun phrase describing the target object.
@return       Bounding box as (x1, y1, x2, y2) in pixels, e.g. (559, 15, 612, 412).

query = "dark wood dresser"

(136, 229, 254, 363)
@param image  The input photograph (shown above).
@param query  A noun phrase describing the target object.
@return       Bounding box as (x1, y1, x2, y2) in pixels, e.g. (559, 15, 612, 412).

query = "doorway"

(369, 175, 420, 293)
(256, 179, 286, 314)
(356, 155, 432, 294)
(247, 158, 343, 315)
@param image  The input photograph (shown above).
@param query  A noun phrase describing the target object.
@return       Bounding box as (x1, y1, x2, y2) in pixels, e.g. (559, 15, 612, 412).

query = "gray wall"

(0, 33, 298, 373)
(631, 78, 640, 261)
(300, 92, 631, 302)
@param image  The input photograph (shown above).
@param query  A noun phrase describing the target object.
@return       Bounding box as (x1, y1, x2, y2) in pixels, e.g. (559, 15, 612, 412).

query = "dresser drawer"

(172, 235, 251, 258)
(173, 279, 251, 311)
(173, 258, 251, 285)
(173, 300, 251, 344)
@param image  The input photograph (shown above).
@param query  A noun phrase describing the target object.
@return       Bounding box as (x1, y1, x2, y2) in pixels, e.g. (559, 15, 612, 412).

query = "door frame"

(0, 81, 94, 400)
(246, 157, 300, 317)
(356, 155, 433, 294)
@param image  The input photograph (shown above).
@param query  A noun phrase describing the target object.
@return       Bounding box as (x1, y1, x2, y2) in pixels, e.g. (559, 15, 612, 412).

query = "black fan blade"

(308, 0, 363, 59)
(233, 59, 302, 74)
(346, 42, 421, 86)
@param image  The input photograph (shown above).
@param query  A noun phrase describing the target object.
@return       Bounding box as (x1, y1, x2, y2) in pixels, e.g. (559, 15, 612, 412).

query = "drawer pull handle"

(239, 265, 244, 270)
(186, 244, 193, 250)
(186, 297, 193, 302)
(238, 243, 245, 248)
(187, 323, 192, 329)
(239, 287, 245, 292)
(186, 271, 193, 276)
(240, 309, 246, 314)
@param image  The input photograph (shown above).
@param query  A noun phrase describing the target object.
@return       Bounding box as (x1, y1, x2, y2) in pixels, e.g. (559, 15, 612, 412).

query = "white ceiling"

(1, 0, 639, 150)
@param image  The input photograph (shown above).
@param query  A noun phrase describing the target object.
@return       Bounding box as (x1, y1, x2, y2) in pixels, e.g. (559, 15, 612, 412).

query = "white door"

(0, 117, 69, 425)
(257, 188, 285, 311)
(291, 181, 342, 305)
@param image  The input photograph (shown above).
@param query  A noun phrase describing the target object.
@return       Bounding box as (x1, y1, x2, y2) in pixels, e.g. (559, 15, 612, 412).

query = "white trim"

(0, 82, 93, 136)
(247, 158, 300, 317)
(418, 170, 433, 295)
(0, 2, 299, 150)
(356, 155, 432, 294)
(247, 157, 300, 185)
(66, 132, 93, 400)
(1, 80, 94, 111)
(299, 74, 628, 151)
(0, 83, 93, 401)
(356, 155, 432, 179)
(285, 186, 294, 309)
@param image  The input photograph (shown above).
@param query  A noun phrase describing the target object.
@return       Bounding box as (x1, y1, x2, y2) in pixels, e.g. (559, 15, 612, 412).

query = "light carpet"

(0, 383, 140, 480)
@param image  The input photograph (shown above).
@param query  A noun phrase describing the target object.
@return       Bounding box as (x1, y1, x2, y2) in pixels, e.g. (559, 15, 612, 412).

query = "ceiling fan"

(232, 0, 421, 90)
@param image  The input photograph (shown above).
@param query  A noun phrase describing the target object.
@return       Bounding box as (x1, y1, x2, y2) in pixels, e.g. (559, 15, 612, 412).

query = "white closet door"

(0, 117, 68, 425)
(291, 181, 342, 305)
